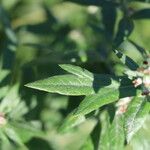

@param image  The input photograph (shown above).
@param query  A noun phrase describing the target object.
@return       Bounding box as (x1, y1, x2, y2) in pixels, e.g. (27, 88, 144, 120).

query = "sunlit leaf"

(26, 65, 120, 95)
(75, 85, 138, 116)
(99, 111, 125, 150)
(125, 96, 150, 143)
(59, 64, 93, 80)
(4, 126, 24, 146)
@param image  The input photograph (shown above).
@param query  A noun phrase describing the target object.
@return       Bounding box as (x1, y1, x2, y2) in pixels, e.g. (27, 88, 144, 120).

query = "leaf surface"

(114, 49, 139, 71)
(99, 111, 125, 150)
(75, 85, 137, 116)
(26, 65, 120, 95)
(125, 96, 150, 143)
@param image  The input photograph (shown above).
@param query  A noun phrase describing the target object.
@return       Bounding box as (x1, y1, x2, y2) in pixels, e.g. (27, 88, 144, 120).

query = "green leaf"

(125, 96, 150, 143)
(114, 49, 139, 71)
(128, 1, 150, 11)
(8, 100, 28, 119)
(129, 40, 147, 56)
(99, 111, 125, 150)
(0, 85, 20, 114)
(0, 70, 9, 83)
(108, 115, 125, 150)
(50, 119, 97, 150)
(26, 64, 120, 95)
(80, 137, 94, 150)
(0, 130, 10, 149)
(26, 74, 95, 95)
(58, 110, 86, 133)
(9, 121, 44, 143)
(59, 64, 93, 80)
(26, 65, 138, 116)
(98, 111, 110, 150)
(0, 85, 28, 119)
(4, 126, 24, 147)
(0, 86, 9, 100)
(75, 85, 137, 116)
(114, 18, 134, 46)
(126, 115, 150, 150)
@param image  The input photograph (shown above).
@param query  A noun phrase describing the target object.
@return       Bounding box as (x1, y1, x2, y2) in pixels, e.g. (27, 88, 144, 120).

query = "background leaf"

(113, 49, 139, 71)
(131, 9, 150, 19)
(99, 111, 125, 150)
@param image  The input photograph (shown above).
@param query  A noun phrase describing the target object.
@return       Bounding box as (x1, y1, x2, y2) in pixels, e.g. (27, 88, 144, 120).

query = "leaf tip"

(24, 83, 33, 88)
(59, 64, 68, 69)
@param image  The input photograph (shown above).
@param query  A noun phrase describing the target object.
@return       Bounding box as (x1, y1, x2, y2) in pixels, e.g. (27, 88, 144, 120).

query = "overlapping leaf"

(74, 82, 138, 116)
(26, 64, 121, 95)
(114, 49, 139, 71)
(26, 64, 138, 116)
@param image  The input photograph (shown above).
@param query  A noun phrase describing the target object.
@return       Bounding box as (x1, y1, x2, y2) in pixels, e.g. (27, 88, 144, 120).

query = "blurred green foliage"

(0, 0, 150, 149)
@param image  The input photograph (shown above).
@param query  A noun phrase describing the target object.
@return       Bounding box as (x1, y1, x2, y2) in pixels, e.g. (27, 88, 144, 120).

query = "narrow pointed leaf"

(9, 122, 44, 143)
(59, 110, 86, 133)
(26, 74, 95, 95)
(125, 96, 150, 143)
(99, 112, 125, 150)
(108, 115, 125, 150)
(0, 130, 12, 150)
(75, 85, 137, 116)
(114, 49, 139, 71)
(59, 64, 93, 80)
(4, 127, 24, 147)
(98, 111, 110, 150)
(114, 18, 134, 46)
(26, 65, 121, 95)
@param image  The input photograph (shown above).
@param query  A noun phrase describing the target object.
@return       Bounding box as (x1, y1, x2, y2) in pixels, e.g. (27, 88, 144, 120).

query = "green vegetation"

(0, 0, 150, 150)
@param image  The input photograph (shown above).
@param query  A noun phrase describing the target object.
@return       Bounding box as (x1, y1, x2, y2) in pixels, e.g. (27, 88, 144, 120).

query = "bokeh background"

(0, 0, 150, 150)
